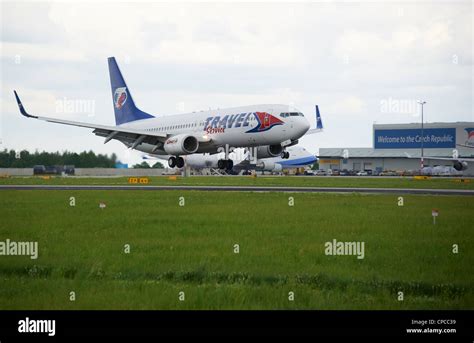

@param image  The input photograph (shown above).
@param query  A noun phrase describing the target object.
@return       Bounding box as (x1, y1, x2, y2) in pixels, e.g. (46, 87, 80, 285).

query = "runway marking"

(0, 185, 473, 195)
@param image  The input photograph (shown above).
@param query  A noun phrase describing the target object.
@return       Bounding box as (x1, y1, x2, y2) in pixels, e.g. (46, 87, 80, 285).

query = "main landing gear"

(281, 151, 290, 159)
(218, 144, 234, 172)
(218, 159, 234, 171)
(168, 156, 185, 168)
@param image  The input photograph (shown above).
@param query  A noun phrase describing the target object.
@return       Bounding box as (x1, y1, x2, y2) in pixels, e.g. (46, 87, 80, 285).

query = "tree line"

(0, 149, 118, 168)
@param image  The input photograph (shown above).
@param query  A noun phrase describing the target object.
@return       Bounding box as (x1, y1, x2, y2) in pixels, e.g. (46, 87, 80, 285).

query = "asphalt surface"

(0, 184, 473, 195)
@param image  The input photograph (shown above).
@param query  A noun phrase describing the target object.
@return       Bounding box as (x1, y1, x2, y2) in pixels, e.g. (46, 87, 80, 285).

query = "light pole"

(418, 100, 427, 169)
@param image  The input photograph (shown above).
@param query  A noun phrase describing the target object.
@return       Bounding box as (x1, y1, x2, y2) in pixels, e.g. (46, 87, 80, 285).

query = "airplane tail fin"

(315, 105, 323, 130)
(108, 57, 154, 125)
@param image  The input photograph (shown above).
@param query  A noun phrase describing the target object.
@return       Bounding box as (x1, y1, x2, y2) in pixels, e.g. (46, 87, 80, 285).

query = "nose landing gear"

(281, 151, 290, 159)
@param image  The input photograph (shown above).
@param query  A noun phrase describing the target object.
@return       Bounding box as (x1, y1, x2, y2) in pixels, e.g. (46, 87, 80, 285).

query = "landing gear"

(168, 156, 185, 168)
(281, 151, 290, 159)
(218, 159, 234, 171)
(176, 157, 184, 168)
(218, 144, 234, 172)
(168, 156, 176, 168)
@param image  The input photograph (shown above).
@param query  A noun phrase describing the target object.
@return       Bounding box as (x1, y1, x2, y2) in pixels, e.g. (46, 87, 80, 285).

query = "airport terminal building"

(318, 122, 474, 175)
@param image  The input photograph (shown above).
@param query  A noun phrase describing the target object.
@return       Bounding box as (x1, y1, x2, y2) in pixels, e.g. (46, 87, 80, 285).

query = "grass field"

(0, 189, 472, 309)
(1, 175, 474, 189)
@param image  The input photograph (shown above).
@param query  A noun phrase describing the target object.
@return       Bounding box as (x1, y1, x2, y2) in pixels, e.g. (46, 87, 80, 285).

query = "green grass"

(1, 175, 474, 189)
(0, 190, 472, 309)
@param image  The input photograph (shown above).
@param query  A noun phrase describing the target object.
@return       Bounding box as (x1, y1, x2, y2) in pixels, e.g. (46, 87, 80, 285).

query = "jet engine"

(163, 134, 199, 155)
(453, 160, 468, 171)
(255, 144, 283, 159)
(256, 161, 283, 172)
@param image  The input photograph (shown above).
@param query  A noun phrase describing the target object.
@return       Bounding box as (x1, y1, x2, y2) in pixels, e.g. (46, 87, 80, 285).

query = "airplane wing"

(403, 152, 474, 162)
(14, 90, 169, 150)
(304, 105, 323, 136)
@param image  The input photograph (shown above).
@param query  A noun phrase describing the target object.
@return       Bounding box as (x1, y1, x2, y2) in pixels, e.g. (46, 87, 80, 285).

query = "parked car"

(304, 170, 315, 176)
(380, 170, 397, 176)
(33, 165, 46, 175)
(372, 169, 383, 176)
(356, 171, 368, 176)
(314, 170, 327, 176)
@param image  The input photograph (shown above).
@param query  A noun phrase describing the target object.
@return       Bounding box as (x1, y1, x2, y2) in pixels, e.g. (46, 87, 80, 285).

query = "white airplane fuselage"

(122, 104, 309, 155)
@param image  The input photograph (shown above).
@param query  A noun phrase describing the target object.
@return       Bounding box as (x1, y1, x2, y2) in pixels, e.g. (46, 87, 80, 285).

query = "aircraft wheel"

(218, 159, 226, 169)
(168, 156, 176, 168)
(176, 157, 185, 168)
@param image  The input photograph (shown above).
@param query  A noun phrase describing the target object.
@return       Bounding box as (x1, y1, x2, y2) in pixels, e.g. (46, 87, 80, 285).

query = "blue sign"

(374, 128, 456, 149)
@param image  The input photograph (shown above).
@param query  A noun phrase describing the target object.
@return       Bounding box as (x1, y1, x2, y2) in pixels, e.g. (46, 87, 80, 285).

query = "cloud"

(1, 0, 472, 161)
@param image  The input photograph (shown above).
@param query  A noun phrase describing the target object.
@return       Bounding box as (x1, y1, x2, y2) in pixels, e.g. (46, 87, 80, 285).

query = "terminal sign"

(374, 128, 456, 149)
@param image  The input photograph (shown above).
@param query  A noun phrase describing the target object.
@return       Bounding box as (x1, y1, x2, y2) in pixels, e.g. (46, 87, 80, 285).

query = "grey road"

(0, 185, 473, 196)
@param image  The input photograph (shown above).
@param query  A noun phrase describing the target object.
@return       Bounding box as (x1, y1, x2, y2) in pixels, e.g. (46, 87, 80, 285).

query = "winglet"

(303, 105, 324, 136)
(315, 105, 323, 130)
(13, 90, 38, 118)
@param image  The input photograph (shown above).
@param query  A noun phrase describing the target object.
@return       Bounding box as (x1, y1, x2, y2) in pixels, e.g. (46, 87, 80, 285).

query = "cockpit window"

(280, 112, 304, 117)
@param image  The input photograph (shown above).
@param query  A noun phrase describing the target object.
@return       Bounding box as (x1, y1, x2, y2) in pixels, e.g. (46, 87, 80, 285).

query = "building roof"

(318, 147, 474, 158)
(373, 122, 473, 129)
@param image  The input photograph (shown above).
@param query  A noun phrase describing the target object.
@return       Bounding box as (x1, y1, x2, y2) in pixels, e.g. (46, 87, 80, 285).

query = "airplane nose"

(299, 117, 310, 135)
(303, 117, 310, 132)
(292, 117, 310, 139)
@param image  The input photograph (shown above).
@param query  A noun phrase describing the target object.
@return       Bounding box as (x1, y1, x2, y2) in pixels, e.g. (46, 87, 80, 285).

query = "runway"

(0, 184, 473, 195)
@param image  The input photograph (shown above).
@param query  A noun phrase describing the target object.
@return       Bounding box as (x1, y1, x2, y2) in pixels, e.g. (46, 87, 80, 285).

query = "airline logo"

(114, 87, 128, 109)
(246, 112, 283, 133)
(203, 112, 283, 134)
(465, 128, 474, 146)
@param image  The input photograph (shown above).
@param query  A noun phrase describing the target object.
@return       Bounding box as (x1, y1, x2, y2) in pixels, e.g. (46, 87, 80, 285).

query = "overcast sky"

(1, 0, 472, 165)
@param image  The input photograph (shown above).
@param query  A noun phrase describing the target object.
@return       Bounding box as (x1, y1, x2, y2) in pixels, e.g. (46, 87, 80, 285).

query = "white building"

(318, 122, 474, 175)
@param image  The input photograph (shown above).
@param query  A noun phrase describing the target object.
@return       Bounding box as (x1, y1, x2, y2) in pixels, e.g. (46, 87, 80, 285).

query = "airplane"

(404, 152, 474, 172)
(242, 145, 317, 173)
(152, 105, 324, 171)
(156, 145, 316, 173)
(421, 166, 463, 176)
(13, 57, 310, 169)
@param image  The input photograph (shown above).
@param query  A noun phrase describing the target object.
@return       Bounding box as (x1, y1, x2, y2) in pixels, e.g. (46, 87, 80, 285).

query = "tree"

(0, 149, 118, 168)
(152, 161, 164, 169)
(132, 161, 151, 169)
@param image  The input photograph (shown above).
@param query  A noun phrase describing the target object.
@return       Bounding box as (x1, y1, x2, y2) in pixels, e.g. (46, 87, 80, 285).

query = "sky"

(1, 0, 473, 166)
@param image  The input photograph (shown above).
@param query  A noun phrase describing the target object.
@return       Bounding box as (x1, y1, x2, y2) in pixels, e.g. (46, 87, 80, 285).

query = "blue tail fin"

(315, 105, 323, 130)
(108, 57, 154, 125)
